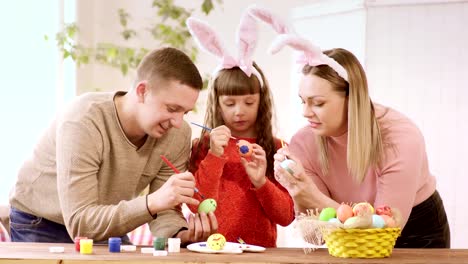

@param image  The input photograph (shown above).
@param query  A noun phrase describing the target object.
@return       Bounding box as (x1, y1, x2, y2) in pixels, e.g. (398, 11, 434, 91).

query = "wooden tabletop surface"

(1, 242, 468, 264)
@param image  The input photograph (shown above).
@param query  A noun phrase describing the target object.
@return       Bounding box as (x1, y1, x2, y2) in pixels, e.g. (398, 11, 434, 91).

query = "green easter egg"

(198, 198, 217, 213)
(319, 207, 337, 221)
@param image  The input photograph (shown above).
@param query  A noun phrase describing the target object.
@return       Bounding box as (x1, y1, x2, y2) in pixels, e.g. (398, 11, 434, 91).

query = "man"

(9, 47, 217, 245)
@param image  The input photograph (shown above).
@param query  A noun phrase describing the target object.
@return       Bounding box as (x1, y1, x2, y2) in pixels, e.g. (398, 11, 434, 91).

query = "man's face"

(137, 79, 199, 138)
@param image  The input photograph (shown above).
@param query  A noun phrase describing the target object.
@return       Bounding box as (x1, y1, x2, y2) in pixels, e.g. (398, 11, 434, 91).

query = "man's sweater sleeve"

(57, 121, 153, 241)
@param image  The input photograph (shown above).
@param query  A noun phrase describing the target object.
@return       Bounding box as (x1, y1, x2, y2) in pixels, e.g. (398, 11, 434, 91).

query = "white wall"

(365, 0, 468, 249)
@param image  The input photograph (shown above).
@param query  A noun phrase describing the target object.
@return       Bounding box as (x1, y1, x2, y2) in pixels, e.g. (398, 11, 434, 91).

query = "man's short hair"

(136, 47, 203, 90)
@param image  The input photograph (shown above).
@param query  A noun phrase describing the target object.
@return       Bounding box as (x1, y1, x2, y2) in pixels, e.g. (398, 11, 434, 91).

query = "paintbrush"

(190, 122, 238, 140)
(160, 155, 205, 199)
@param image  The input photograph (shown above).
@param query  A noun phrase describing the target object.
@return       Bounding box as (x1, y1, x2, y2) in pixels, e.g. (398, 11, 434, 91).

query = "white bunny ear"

(236, 11, 258, 76)
(186, 17, 235, 65)
(248, 4, 292, 34)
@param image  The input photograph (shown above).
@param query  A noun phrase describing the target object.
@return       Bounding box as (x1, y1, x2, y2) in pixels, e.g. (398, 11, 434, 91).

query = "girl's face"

(299, 74, 348, 137)
(218, 93, 260, 138)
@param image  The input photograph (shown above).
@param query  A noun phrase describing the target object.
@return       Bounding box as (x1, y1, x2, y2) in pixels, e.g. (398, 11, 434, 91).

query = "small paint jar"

(80, 239, 93, 254)
(74, 236, 87, 252)
(108, 237, 121, 253)
(167, 238, 181, 253)
(153, 237, 166, 250)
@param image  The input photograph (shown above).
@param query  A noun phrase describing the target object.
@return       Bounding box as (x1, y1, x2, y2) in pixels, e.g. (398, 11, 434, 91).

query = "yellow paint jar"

(80, 239, 93, 254)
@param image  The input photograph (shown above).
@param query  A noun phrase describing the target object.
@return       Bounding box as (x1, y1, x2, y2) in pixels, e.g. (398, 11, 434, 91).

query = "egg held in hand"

(236, 140, 253, 158)
(280, 159, 296, 175)
(207, 233, 226, 250)
(198, 198, 217, 214)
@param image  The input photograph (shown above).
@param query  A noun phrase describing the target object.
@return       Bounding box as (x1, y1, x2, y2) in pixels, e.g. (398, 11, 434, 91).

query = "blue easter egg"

(372, 214, 386, 228)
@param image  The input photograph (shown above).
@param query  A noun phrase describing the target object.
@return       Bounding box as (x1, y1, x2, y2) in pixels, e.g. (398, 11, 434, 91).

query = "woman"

(270, 36, 450, 248)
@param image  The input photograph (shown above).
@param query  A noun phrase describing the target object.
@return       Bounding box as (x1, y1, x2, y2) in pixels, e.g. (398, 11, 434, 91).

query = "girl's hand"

(208, 125, 231, 157)
(240, 144, 267, 188)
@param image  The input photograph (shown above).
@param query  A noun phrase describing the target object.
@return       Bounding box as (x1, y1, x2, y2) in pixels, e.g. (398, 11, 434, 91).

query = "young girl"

(186, 13, 294, 247)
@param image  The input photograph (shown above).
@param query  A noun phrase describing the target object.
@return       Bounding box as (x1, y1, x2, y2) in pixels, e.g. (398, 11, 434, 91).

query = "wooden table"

(1, 242, 468, 263)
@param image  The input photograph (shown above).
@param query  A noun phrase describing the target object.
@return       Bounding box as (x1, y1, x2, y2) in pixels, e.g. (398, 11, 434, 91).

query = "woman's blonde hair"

(190, 62, 277, 178)
(303, 48, 383, 183)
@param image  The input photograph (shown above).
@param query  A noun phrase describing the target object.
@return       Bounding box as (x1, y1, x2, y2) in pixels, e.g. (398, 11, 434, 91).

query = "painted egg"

(343, 215, 373, 229)
(319, 207, 337, 221)
(375, 205, 393, 217)
(343, 216, 359, 228)
(207, 233, 226, 250)
(352, 202, 374, 216)
(236, 140, 253, 158)
(328, 217, 342, 225)
(198, 198, 217, 214)
(372, 214, 386, 228)
(280, 159, 296, 175)
(380, 215, 397, 228)
(336, 204, 354, 223)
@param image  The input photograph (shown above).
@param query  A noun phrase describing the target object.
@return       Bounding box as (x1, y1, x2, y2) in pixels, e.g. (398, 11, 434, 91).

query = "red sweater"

(189, 136, 294, 247)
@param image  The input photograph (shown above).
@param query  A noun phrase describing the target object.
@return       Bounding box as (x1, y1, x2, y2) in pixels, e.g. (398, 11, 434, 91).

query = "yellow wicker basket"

(323, 227, 401, 258)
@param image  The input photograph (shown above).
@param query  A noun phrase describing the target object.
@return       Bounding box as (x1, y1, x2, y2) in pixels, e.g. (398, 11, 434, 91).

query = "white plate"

(233, 242, 266, 252)
(187, 242, 243, 254)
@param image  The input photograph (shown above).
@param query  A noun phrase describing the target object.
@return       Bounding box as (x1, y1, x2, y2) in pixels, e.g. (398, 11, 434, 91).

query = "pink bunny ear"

(270, 34, 349, 81)
(186, 17, 236, 67)
(247, 4, 292, 34)
(236, 11, 258, 76)
(269, 34, 322, 57)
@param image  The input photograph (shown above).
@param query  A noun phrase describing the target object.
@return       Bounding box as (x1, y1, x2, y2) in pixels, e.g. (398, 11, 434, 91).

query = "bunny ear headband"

(186, 11, 264, 87)
(247, 5, 349, 82)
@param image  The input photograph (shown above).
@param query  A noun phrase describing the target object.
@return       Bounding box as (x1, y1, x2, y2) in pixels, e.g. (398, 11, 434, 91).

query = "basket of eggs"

(297, 202, 402, 258)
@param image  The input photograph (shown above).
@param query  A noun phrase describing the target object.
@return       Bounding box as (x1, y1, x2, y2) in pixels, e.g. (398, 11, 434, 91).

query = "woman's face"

(298, 74, 348, 137)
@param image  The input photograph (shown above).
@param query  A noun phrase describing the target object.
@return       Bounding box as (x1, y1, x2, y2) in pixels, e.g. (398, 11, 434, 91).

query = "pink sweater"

(289, 104, 436, 227)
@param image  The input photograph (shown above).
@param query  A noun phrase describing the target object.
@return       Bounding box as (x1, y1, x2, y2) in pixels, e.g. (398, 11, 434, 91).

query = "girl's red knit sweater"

(188, 136, 295, 247)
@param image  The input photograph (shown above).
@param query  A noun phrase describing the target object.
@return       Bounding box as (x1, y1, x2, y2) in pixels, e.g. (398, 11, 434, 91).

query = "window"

(0, 0, 75, 203)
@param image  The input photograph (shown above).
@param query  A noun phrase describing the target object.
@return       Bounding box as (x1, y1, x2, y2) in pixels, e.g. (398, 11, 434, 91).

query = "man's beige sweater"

(10, 91, 191, 241)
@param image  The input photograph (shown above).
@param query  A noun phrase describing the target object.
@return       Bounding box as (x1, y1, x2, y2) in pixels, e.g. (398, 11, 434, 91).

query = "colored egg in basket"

(301, 203, 403, 258)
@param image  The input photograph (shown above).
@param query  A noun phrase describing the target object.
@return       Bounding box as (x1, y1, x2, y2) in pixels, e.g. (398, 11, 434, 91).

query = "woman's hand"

(208, 125, 231, 157)
(273, 147, 317, 197)
(240, 144, 267, 188)
(274, 147, 340, 213)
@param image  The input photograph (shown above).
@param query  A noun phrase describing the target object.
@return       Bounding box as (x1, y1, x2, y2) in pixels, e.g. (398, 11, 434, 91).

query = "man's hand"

(176, 212, 218, 245)
(147, 172, 200, 215)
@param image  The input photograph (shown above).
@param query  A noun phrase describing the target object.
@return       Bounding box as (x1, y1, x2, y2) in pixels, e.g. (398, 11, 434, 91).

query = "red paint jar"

(74, 236, 88, 252)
